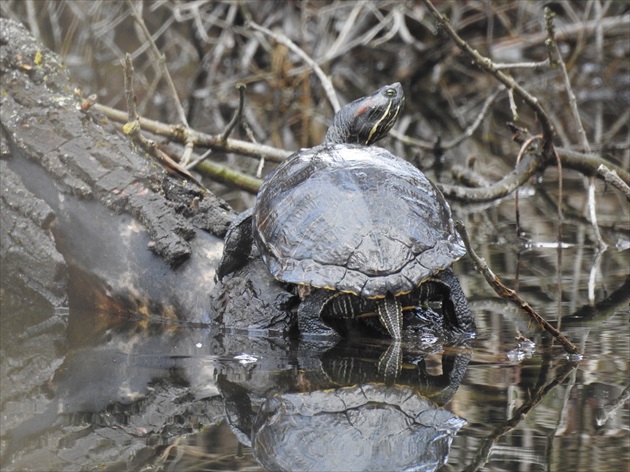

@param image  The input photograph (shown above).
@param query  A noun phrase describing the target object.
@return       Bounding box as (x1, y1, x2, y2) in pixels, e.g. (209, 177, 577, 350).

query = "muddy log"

(0, 19, 233, 323)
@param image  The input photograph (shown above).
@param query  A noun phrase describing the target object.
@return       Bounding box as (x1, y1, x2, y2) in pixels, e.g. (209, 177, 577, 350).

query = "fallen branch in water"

(455, 221, 580, 356)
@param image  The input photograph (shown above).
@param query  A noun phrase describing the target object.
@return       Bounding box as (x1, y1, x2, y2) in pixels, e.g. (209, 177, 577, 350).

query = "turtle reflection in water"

(257, 384, 464, 472)
(217, 83, 474, 338)
(219, 340, 471, 472)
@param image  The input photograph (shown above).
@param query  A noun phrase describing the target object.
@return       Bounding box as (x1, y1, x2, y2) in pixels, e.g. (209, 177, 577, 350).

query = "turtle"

(217, 82, 473, 339)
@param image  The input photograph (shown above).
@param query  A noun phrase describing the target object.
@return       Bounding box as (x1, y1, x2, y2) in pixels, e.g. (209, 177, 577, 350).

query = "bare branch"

(422, 0, 555, 154)
(93, 103, 291, 163)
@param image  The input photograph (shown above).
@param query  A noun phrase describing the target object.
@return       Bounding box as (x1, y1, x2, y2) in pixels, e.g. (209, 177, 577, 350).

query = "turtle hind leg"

(376, 294, 403, 340)
(415, 269, 475, 332)
(298, 289, 341, 338)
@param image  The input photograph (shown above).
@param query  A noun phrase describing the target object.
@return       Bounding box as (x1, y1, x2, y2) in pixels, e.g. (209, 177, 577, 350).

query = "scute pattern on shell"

(253, 144, 465, 299)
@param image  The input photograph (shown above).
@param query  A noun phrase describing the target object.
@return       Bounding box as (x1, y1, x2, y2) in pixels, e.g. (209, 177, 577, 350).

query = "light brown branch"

(93, 103, 291, 163)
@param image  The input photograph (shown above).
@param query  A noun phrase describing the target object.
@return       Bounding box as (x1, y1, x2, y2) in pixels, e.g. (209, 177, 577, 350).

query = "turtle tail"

(377, 294, 403, 340)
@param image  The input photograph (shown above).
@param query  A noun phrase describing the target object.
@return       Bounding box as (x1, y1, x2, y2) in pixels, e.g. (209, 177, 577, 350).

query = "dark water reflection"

(1, 199, 629, 471)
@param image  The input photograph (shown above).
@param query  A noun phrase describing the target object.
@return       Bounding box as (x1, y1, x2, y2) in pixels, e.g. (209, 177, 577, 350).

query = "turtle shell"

(253, 144, 465, 299)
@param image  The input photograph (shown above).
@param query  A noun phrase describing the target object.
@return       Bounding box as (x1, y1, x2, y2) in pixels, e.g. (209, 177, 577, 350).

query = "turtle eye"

(384, 88, 397, 97)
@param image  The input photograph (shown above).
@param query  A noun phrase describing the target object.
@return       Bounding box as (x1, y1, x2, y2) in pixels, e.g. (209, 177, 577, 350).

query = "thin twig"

(494, 59, 550, 70)
(249, 21, 341, 112)
(455, 221, 580, 356)
(545, 6, 606, 248)
(507, 87, 518, 122)
(221, 83, 246, 142)
(126, 0, 189, 127)
(121, 54, 199, 185)
(185, 148, 212, 171)
(514, 136, 540, 235)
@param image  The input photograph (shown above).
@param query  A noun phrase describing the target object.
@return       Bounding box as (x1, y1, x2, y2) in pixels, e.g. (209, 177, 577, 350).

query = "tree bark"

(0, 19, 233, 323)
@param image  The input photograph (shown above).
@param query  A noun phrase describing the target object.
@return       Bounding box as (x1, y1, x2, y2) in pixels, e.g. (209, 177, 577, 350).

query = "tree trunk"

(0, 19, 233, 324)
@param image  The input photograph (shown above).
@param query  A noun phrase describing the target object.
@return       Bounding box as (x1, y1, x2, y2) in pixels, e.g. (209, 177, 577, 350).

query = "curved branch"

(439, 152, 544, 203)
(441, 147, 630, 204)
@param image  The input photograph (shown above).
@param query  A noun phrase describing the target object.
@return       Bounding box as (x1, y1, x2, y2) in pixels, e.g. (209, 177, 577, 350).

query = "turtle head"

(324, 82, 405, 145)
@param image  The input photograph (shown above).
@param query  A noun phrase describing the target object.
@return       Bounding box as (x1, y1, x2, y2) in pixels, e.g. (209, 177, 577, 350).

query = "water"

(1, 188, 628, 471)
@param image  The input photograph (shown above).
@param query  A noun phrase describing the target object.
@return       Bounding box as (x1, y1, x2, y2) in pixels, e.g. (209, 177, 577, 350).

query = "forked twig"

(122, 54, 199, 184)
(125, 0, 189, 127)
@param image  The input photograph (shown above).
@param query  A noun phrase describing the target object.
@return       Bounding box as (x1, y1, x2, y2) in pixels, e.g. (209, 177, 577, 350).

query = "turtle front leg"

(216, 208, 254, 280)
(434, 268, 476, 332)
(376, 294, 403, 340)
